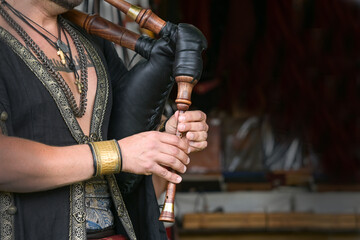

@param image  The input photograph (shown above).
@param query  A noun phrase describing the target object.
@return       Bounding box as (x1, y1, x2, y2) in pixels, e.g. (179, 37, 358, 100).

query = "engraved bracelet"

(88, 139, 122, 176)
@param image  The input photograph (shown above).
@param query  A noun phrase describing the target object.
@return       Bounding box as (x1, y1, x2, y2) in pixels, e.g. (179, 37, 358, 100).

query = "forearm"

(0, 134, 93, 193)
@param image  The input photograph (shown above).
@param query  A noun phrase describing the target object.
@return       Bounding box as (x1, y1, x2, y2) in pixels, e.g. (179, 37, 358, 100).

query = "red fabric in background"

(93, 235, 126, 240)
(177, 0, 359, 180)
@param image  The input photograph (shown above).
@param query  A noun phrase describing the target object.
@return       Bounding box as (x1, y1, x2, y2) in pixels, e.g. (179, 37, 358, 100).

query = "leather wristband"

(88, 139, 122, 176)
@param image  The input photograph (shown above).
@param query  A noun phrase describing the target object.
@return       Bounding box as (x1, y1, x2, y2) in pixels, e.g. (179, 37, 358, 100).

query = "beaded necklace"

(0, 1, 89, 117)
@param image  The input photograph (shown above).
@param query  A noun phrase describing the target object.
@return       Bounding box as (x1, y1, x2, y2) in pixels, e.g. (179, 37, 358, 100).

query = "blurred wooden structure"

(181, 212, 360, 240)
(183, 212, 359, 231)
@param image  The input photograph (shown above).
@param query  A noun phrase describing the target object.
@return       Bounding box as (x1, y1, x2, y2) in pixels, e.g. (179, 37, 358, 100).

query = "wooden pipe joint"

(136, 9, 166, 34)
(175, 76, 197, 111)
(105, 0, 166, 34)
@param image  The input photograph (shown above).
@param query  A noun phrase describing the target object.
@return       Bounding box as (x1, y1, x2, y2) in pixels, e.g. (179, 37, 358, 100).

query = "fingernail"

(187, 157, 190, 164)
(179, 124, 186, 131)
(188, 132, 194, 140)
(188, 148, 191, 154)
(183, 166, 187, 173)
(179, 115, 185, 122)
(176, 176, 182, 183)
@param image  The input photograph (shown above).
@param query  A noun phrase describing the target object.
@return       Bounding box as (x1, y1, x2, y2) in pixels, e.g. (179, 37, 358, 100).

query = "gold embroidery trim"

(0, 111, 8, 135)
(0, 192, 15, 240)
(106, 175, 137, 240)
(0, 107, 14, 240)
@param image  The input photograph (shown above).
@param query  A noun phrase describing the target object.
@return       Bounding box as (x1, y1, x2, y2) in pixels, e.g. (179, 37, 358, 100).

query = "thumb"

(166, 111, 180, 134)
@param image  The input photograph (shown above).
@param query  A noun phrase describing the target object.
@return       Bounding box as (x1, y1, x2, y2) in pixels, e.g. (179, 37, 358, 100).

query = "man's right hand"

(118, 131, 190, 184)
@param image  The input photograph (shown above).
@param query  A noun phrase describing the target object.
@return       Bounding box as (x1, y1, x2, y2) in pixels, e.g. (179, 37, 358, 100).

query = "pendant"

(75, 77, 83, 94)
(56, 39, 69, 53)
(57, 49, 66, 65)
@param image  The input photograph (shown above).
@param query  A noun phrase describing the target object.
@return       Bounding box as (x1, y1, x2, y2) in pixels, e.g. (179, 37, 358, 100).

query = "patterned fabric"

(85, 177, 114, 230)
(0, 192, 15, 240)
(93, 235, 126, 240)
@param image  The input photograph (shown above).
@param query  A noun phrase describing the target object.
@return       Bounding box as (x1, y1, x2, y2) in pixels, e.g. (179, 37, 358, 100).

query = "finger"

(152, 164, 182, 184)
(174, 110, 180, 119)
(186, 131, 208, 142)
(164, 112, 179, 134)
(157, 144, 190, 166)
(178, 110, 206, 123)
(157, 154, 188, 174)
(159, 132, 190, 153)
(142, 148, 187, 174)
(189, 141, 208, 152)
(178, 121, 209, 133)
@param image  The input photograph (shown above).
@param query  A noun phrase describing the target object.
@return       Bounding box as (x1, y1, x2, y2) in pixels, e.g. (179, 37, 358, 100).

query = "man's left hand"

(165, 110, 208, 153)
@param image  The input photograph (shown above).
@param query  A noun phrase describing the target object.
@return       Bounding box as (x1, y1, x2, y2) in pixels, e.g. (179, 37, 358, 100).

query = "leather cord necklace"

(6, 4, 83, 93)
(0, 0, 88, 117)
(8, 4, 70, 65)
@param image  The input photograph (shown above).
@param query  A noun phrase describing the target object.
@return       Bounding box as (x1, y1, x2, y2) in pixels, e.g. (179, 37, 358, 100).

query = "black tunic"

(0, 21, 166, 240)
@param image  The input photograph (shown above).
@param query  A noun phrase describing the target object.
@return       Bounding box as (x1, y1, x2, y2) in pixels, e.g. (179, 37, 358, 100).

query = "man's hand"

(118, 131, 190, 184)
(165, 110, 209, 153)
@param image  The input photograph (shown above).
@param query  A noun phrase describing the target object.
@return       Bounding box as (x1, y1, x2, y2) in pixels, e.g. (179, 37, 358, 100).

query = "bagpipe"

(63, 0, 207, 223)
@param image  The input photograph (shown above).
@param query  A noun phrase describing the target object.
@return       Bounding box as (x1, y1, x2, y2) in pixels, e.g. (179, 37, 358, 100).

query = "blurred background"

(79, 0, 359, 239)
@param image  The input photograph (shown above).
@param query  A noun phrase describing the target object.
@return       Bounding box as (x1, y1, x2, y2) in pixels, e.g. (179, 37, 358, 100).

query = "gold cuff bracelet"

(88, 139, 122, 176)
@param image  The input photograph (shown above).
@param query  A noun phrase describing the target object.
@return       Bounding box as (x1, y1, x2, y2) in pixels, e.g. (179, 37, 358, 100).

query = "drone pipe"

(62, 9, 140, 52)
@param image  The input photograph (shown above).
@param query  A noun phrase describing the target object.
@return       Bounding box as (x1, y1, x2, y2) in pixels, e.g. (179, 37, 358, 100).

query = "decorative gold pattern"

(0, 111, 8, 121)
(106, 175, 137, 240)
(0, 112, 14, 240)
(90, 140, 121, 176)
(0, 111, 8, 135)
(85, 176, 114, 230)
(0, 192, 15, 240)
(79, 34, 109, 144)
(0, 24, 135, 240)
(69, 183, 87, 240)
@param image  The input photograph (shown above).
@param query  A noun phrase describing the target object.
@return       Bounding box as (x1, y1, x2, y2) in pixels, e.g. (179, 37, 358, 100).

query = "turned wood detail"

(63, 9, 140, 51)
